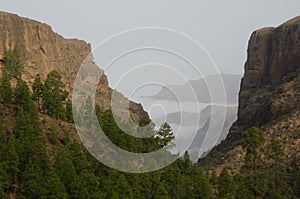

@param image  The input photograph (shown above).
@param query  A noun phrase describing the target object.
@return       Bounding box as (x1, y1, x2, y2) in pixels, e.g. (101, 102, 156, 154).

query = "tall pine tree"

(0, 69, 12, 103)
(4, 49, 23, 79)
(42, 70, 68, 119)
(32, 74, 43, 110)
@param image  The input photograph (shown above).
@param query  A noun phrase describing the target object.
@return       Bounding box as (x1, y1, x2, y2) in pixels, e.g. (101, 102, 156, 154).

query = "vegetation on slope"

(0, 49, 299, 199)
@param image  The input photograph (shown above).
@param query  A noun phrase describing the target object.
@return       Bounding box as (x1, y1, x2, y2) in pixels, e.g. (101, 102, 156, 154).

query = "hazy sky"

(1, 1, 300, 98)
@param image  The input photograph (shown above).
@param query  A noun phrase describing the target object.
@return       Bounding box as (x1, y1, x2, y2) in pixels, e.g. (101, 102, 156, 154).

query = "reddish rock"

(199, 16, 300, 167)
(0, 11, 147, 121)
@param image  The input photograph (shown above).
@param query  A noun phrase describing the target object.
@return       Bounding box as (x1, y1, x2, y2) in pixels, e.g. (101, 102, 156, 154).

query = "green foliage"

(0, 165, 7, 199)
(100, 172, 132, 199)
(139, 115, 151, 127)
(62, 130, 70, 145)
(185, 165, 212, 199)
(47, 172, 68, 199)
(4, 49, 23, 79)
(217, 169, 236, 199)
(69, 141, 91, 173)
(181, 151, 192, 169)
(156, 122, 175, 148)
(0, 69, 12, 103)
(209, 170, 217, 186)
(55, 147, 76, 191)
(241, 127, 265, 154)
(240, 127, 267, 198)
(65, 99, 73, 123)
(13, 107, 27, 138)
(13, 100, 50, 178)
(265, 138, 291, 198)
(154, 181, 170, 199)
(19, 156, 47, 198)
(49, 126, 59, 145)
(295, 170, 300, 197)
(14, 106, 40, 138)
(0, 67, 298, 198)
(0, 137, 19, 191)
(32, 74, 43, 109)
(0, 104, 5, 142)
(42, 70, 68, 119)
(98, 109, 155, 153)
(14, 78, 34, 111)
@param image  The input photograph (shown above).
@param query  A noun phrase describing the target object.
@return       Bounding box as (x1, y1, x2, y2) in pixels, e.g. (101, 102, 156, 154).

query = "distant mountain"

(153, 105, 238, 161)
(153, 105, 237, 127)
(188, 105, 237, 161)
(143, 74, 242, 105)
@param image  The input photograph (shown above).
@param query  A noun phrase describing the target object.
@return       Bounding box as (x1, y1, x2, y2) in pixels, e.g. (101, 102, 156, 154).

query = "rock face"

(0, 11, 147, 121)
(239, 16, 300, 126)
(0, 11, 93, 89)
(199, 16, 300, 170)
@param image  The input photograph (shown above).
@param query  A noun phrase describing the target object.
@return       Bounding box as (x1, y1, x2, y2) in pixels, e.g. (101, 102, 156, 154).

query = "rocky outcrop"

(239, 16, 300, 126)
(0, 11, 147, 121)
(199, 16, 300, 170)
(0, 11, 93, 89)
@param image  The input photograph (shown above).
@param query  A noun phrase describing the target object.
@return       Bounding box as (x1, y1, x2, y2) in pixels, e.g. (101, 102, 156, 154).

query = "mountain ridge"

(0, 11, 147, 122)
(199, 15, 300, 172)
(143, 73, 242, 105)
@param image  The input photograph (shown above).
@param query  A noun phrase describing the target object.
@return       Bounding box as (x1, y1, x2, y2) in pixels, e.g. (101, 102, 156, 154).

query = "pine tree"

(0, 137, 19, 193)
(15, 131, 50, 178)
(161, 164, 183, 198)
(13, 107, 27, 139)
(13, 105, 50, 176)
(4, 49, 23, 79)
(156, 123, 175, 148)
(209, 170, 217, 187)
(0, 104, 5, 142)
(69, 142, 90, 173)
(241, 127, 266, 198)
(70, 170, 104, 199)
(13, 106, 39, 138)
(265, 138, 291, 197)
(181, 151, 192, 169)
(235, 173, 254, 199)
(47, 172, 68, 199)
(14, 78, 34, 111)
(69, 174, 89, 199)
(0, 69, 12, 103)
(0, 165, 7, 199)
(32, 74, 43, 110)
(65, 99, 73, 123)
(19, 156, 46, 198)
(154, 181, 171, 199)
(137, 115, 157, 152)
(42, 70, 68, 119)
(55, 147, 76, 191)
(185, 165, 212, 199)
(295, 170, 300, 197)
(217, 169, 236, 199)
(114, 173, 133, 199)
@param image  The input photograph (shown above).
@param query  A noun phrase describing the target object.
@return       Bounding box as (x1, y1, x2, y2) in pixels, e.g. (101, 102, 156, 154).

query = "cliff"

(0, 11, 147, 121)
(199, 16, 300, 172)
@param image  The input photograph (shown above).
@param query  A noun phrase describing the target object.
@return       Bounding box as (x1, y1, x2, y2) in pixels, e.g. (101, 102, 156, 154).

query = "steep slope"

(0, 11, 147, 121)
(199, 16, 300, 172)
